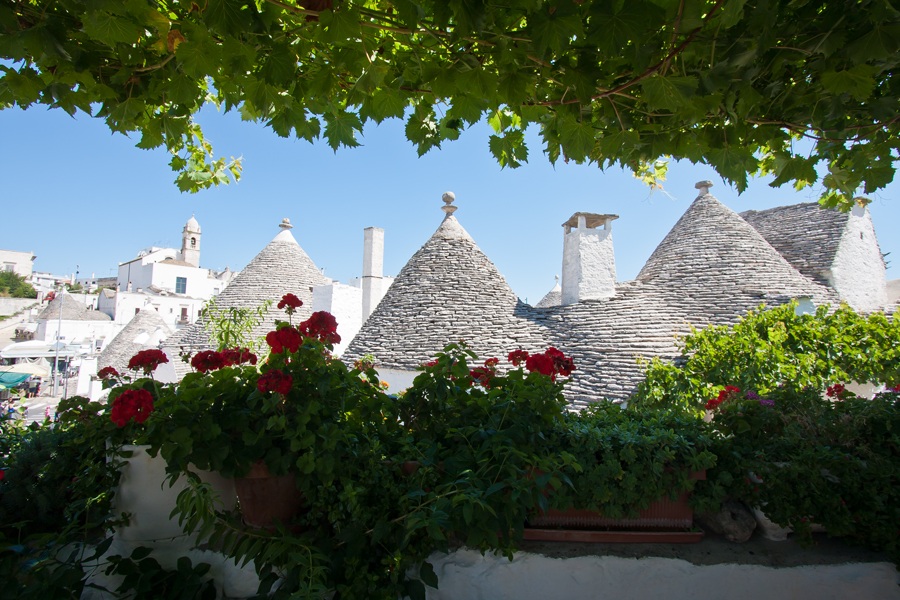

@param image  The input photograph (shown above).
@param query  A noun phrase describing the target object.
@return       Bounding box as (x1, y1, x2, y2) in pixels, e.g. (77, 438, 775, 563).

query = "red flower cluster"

(508, 347, 576, 381)
(826, 383, 846, 400)
(97, 366, 120, 380)
(191, 348, 258, 373)
(297, 311, 341, 345)
(110, 389, 154, 427)
(127, 349, 169, 375)
(257, 369, 293, 395)
(266, 327, 304, 354)
(277, 293, 303, 312)
(507, 349, 529, 366)
(470, 357, 501, 387)
(705, 385, 742, 411)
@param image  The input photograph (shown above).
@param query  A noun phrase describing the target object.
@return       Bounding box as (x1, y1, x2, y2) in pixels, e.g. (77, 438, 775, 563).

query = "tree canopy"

(2, 1, 898, 207)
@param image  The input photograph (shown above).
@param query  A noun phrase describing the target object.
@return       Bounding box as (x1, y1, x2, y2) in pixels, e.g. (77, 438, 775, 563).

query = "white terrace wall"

(0, 298, 38, 316)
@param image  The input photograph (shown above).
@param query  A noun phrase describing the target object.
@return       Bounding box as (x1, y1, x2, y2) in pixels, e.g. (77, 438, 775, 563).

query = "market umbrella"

(0, 363, 49, 377)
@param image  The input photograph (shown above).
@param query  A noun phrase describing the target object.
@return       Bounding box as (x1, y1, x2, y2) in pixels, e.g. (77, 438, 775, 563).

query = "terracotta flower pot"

(234, 461, 305, 529)
(525, 470, 706, 543)
(112, 444, 236, 543)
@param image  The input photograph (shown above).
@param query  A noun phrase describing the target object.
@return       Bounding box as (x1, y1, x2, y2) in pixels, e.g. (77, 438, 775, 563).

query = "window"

(180, 307, 189, 322)
(3, 263, 14, 272)
(175, 277, 187, 294)
(190, 237, 197, 248)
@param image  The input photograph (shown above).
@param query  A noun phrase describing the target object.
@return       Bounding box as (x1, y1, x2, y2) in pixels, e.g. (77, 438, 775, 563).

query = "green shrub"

(548, 403, 716, 517)
(631, 303, 900, 414)
(693, 385, 900, 561)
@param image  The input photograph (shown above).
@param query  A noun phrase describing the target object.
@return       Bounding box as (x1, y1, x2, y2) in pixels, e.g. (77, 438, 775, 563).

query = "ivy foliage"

(631, 302, 900, 414)
(2, 1, 899, 206)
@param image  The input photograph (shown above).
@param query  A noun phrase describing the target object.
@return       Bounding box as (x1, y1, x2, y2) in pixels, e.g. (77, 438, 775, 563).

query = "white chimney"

(560, 212, 618, 305)
(362, 227, 384, 321)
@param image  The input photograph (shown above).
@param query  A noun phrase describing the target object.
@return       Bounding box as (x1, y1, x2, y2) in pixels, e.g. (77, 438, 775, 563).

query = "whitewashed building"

(0, 249, 35, 279)
(98, 216, 237, 330)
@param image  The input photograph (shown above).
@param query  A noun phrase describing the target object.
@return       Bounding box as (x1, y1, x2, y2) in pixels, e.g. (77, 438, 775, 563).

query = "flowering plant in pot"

(106, 294, 393, 528)
(387, 342, 580, 552)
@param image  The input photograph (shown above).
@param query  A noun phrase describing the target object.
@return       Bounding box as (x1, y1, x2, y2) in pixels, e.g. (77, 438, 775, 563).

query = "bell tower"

(181, 215, 201, 267)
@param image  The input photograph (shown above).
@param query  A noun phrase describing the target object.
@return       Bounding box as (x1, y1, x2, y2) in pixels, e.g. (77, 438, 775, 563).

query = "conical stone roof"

(37, 293, 111, 322)
(535, 280, 562, 308)
(98, 309, 173, 376)
(343, 200, 550, 369)
(636, 186, 837, 309)
(740, 202, 849, 287)
(167, 220, 329, 354)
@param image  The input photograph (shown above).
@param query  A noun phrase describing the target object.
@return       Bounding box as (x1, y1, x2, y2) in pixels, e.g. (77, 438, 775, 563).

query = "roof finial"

(441, 191, 457, 216)
(279, 218, 294, 230)
(695, 180, 713, 195)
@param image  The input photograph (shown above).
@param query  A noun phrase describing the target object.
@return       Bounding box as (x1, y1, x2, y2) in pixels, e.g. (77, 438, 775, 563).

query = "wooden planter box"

(524, 471, 705, 543)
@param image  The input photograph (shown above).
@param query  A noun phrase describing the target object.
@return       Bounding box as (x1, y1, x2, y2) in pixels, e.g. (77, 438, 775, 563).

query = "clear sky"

(1, 105, 897, 306)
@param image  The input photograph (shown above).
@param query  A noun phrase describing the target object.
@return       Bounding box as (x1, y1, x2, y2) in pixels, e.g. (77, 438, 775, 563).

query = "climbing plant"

(2, 1, 899, 207)
(631, 302, 900, 413)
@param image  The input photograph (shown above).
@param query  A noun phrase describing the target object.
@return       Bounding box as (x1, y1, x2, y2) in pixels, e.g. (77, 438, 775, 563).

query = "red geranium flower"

(191, 350, 226, 373)
(470, 366, 495, 387)
(277, 293, 303, 312)
(97, 366, 120, 380)
(110, 389, 154, 427)
(258, 370, 293, 395)
(298, 311, 341, 345)
(508, 349, 529, 366)
(484, 357, 500, 368)
(127, 349, 169, 375)
(266, 327, 304, 354)
(525, 353, 555, 377)
(221, 347, 257, 367)
(826, 383, 846, 399)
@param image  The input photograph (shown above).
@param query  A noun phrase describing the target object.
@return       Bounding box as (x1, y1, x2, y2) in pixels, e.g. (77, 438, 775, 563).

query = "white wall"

(424, 548, 899, 600)
(312, 282, 362, 356)
(37, 319, 118, 351)
(829, 205, 889, 312)
(0, 249, 34, 278)
(105, 290, 207, 329)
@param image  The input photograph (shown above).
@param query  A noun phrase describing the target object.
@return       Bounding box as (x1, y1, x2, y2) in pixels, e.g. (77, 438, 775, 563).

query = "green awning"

(0, 372, 30, 390)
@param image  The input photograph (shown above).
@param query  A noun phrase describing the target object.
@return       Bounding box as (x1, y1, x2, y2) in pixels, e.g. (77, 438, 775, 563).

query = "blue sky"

(1, 106, 897, 306)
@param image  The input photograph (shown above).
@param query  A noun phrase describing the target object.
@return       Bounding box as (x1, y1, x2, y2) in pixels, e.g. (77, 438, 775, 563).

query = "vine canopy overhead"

(2, 0, 898, 207)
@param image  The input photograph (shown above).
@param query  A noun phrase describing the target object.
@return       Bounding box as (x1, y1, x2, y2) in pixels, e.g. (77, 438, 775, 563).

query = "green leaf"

(260, 43, 298, 87)
(529, 9, 583, 55)
(640, 76, 697, 111)
(406, 579, 426, 600)
(419, 561, 439, 588)
(820, 65, 877, 102)
(706, 145, 757, 192)
(319, 8, 362, 43)
(204, 0, 248, 36)
(175, 29, 220, 78)
(323, 109, 362, 151)
(82, 11, 142, 45)
(488, 131, 528, 168)
(359, 88, 407, 123)
(556, 112, 595, 162)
